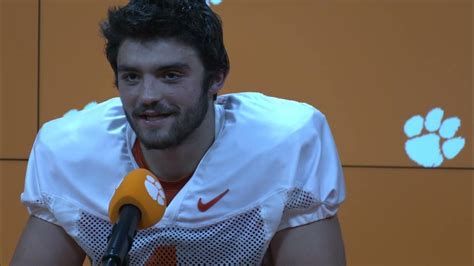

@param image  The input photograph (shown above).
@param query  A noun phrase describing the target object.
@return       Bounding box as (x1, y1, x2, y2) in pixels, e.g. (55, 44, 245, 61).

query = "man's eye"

(122, 73, 140, 82)
(164, 72, 182, 81)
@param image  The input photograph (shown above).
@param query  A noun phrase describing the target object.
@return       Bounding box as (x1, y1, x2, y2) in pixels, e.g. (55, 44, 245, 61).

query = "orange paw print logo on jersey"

(144, 175, 166, 206)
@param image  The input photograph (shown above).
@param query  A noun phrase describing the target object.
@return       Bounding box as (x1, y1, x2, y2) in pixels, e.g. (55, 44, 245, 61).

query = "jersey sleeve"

(277, 112, 346, 231)
(20, 128, 59, 225)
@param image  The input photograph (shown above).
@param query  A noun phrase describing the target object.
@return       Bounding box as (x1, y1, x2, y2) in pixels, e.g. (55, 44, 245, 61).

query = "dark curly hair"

(100, 0, 229, 93)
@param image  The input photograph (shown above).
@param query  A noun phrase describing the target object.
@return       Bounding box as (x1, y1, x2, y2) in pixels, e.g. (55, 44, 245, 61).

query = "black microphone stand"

(102, 205, 141, 266)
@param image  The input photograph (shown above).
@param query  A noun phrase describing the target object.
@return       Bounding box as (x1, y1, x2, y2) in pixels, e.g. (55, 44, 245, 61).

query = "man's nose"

(139, 75, 163, 104)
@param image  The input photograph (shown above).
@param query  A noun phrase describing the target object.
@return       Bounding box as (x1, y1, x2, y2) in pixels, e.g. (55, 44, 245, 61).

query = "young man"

(12, 0, 346, 265)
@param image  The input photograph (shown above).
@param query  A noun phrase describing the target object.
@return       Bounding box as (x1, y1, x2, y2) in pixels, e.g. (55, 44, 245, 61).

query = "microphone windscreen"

(108, 168, 166, 229)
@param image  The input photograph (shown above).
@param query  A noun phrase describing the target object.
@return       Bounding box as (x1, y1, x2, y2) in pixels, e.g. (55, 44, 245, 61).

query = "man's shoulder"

(24, 98, 132, 220)
(217, 92, 327, 138)
(37, 98, 127, 154)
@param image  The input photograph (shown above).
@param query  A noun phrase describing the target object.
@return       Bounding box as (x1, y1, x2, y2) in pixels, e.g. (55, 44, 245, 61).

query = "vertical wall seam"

(36, 0, 41, 132)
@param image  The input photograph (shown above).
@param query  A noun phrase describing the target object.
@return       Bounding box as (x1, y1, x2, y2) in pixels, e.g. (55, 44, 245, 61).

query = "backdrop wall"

(1, 0, 472, 265)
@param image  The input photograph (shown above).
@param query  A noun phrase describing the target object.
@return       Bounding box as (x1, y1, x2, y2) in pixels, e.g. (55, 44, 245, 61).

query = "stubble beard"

(125, 92, 210, 150)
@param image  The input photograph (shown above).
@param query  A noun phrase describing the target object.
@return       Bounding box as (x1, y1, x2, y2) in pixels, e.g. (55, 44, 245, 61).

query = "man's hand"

(11, 215, 86, 266)
(270, 215, 346, 265)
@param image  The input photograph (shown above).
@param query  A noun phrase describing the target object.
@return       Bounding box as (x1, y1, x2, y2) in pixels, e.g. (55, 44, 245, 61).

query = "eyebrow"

(117, 63, 191, 72)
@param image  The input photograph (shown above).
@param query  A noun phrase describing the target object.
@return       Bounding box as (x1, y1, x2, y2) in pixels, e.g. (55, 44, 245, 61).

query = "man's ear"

(208, 71, 227, 96)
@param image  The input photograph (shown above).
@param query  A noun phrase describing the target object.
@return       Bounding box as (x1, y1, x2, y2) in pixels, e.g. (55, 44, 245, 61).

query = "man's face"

(117, 38, 211, 150)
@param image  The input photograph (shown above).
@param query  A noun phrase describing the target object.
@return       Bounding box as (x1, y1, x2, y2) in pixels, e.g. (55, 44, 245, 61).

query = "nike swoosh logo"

(197, 189, 230, 212)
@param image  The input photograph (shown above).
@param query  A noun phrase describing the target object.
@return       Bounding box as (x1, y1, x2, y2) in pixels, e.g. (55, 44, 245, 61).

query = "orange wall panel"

(340, 167, 472, 265)
(0, 0, 38, 159)
(0, 162, 3, 263)
(39, 0, 124, 125)
(0, 1, 3, 157)
(218, 1, 472, 168)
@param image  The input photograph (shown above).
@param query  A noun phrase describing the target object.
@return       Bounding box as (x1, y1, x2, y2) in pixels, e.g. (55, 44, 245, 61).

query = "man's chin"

(139, 136, 180, 150)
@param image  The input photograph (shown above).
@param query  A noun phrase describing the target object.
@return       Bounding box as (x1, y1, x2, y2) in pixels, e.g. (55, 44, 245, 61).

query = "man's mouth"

(140, 114, 172, 121)
(139, 111, 174, 122)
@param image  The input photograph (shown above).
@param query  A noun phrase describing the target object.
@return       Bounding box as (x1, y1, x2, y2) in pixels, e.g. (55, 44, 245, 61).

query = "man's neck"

(139, 104, 216, 182)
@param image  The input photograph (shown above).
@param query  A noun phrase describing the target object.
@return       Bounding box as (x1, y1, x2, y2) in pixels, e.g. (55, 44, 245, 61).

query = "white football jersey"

(22, 92, 346, 265)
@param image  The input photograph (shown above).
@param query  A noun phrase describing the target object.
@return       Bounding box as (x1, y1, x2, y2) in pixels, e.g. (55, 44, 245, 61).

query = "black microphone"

(102, 205, 141, 266)
(101, 169, 167, 266)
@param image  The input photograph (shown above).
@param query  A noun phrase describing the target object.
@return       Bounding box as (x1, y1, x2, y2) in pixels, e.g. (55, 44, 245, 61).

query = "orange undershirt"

(132, 140, 191, 205)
